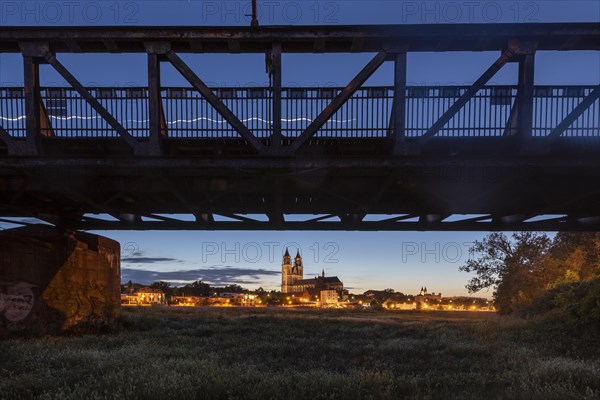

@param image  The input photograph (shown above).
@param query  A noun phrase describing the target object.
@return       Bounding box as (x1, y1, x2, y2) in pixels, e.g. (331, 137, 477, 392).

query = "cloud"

(121, 247, 184, 264)
(122, 257, 181, 264)
(121, 266, 280, 287)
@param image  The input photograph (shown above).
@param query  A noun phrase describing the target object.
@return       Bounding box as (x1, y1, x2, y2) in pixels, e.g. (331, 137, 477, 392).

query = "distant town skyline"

(113, 230, 516, 298)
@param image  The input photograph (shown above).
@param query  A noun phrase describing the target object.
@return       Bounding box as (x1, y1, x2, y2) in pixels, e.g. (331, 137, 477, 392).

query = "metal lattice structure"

(0, 23, 599, 231)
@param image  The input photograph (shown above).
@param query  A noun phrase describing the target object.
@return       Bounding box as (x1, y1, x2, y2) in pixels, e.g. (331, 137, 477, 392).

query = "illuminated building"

(281, 248, 343, 294)
(136, 288, 165, 305)
(415, 286, 441, 309)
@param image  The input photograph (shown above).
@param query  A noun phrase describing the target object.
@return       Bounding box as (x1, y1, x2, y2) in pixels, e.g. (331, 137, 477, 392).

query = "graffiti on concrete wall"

(44, 281, 109, 327)
(0, 282, 36, 322)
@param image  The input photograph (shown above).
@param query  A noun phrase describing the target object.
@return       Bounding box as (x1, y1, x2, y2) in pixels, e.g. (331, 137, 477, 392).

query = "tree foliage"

(460, 232, 600, 314)
(150, 281, 173, 297)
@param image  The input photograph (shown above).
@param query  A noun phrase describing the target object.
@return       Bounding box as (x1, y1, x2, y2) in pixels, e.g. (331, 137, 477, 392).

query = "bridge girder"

(1, 155, 599, 231)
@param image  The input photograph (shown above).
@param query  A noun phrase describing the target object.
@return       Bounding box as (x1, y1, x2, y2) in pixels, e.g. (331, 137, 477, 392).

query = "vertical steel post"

(148, 52, 166, 154)
(392, 52, 407, 155)
(272, 42, 282, 147)
(23, 55, 41, 152)
(517, 53, 535, 142)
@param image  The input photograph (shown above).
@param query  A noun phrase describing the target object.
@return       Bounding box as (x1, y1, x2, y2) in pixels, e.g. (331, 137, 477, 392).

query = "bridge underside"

(1, 140, 599, 231)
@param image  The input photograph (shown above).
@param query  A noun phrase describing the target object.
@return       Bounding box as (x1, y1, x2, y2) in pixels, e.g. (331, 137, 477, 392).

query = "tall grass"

(1, 308, 598, 400)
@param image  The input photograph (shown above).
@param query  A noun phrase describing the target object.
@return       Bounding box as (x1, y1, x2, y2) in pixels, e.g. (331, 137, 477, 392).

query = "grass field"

(1, 307, 599, 399)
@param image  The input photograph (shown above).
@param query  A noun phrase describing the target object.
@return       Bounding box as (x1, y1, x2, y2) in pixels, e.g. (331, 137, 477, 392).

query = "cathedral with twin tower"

(281, 248, 343, 294)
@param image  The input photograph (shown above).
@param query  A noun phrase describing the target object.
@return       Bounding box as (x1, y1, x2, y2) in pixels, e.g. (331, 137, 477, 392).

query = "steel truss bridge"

(0, 23, 599, 231)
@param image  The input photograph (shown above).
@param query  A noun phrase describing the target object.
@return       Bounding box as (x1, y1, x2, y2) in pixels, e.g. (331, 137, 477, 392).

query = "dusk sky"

(1, 1, 598, 296)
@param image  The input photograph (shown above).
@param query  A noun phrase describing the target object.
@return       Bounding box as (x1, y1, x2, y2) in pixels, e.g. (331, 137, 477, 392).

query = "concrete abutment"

(0, 225, 120, 335)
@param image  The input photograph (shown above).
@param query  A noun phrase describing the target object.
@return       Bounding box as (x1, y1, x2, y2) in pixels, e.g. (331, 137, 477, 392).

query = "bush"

(554, 278, 600, 324)
(518, 277, 600, 339)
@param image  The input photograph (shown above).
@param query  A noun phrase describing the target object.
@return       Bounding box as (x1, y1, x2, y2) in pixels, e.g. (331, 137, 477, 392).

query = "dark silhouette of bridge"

(0, 23, 599, 231)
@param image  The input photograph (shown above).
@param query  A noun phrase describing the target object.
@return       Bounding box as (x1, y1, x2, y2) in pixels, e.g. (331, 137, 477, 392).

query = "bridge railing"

(0, 85, 598, 139)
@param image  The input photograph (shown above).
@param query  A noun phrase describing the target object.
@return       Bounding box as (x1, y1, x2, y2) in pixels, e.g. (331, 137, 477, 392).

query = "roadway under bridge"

(0, 23, 599, 232)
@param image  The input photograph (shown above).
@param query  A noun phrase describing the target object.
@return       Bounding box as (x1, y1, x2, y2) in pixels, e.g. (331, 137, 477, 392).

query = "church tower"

(281, 248, 303, 293)
(293, 250, 303, 279)
(281, 248, 292, 293)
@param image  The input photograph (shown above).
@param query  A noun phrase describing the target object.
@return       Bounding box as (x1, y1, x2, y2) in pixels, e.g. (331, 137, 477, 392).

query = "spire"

(322, 269, 325, 278)
(293, 249, 302, 270)
(284, 247, 290, 257)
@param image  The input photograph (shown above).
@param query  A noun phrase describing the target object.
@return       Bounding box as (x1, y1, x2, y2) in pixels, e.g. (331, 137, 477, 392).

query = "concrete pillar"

(0, 225, 120, 335)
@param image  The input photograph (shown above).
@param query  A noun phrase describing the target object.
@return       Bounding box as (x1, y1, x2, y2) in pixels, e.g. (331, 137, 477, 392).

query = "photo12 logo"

(200, 1, 340, 24)
(0, 1, 140, 24)
(396, 1, 540, 23)
(400, 241, 476, 264)
(121, 242, 140, 259)
(200, 241, 340, 264)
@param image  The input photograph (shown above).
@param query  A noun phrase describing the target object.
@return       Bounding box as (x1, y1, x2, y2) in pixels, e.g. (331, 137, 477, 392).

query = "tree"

(459, 232, 553, 314)
(176, 281, 211, 297)
(218, 284, 245, 294)
(548, 232, 600, 285)
(150, 281, 173, 297)
(370, 300, 382, 310)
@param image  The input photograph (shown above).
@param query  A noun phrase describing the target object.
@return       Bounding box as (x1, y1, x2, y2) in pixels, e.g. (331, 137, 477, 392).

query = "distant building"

(121, 287, 165, 305)
(393, 303, 416, 310)
(136, 288, 165, 305)
(293, 288, 321, 303)
(320, 290, 339, 306)
(121, 294, 137, 305)
(415, 286, 441, 309)
(286, 288, 339, 307)
(364, 290, 389, 298)
(281, 248, 343, 294)
(222, 293, 257, 306)
(172, 296, 206, 306)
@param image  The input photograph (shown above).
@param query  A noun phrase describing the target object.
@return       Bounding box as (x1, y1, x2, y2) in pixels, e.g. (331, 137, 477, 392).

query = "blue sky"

(1, 1, 599, 296)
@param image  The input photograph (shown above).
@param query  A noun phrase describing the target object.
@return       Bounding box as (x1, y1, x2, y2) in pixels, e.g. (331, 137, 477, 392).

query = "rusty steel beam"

(410, 49, 515, 154)
(304, 214, 336, 223)
(503, 98, 519, 137)
(197, 213, 215, 224)
(0, 124, 11, 142)
(22, 55, 41, 153)
(289, 51, 388, 153)
(271, 42, 282, 147)
(147, 52, 167, 155)
(0, 125, 29, 155)
(391, 52, 407, 156)
(1, 154, 599, 170)
(34, 216, 599, 232)
(5, 215, 598, 232)
(164, 49, 265, 153)
(42, 52, 143, 154)
(517, 53, 536, 147)
(419, 214, 450, 224)
(548, 86, 600, 141)
(157, 175, 214, 226)
(1, 23, 599, 53)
